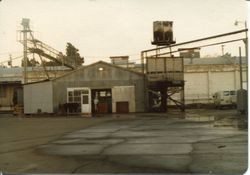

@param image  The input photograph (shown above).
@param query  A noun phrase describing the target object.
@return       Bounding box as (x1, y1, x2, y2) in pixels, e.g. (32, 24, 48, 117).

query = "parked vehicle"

(213, 90, 236, 109)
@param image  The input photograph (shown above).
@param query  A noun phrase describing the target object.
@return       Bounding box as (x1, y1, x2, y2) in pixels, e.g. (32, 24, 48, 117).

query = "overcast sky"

(0, 0, 248, 65)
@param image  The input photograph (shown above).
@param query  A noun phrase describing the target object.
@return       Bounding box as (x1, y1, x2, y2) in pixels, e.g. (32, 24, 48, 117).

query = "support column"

(234, 68, 237, 90)
(207, 70, 211, 103)
(161, 87, 167, 112)
(180, 86, 185, 112)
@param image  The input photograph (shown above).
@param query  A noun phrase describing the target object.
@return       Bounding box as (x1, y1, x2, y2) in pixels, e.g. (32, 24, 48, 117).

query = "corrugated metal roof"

(0, 66, 70, 82)
(0, 57, 246, 82)
(0, 66, 70, 75)
(0, 67, 22, 75)
(51, 61, 145, 81)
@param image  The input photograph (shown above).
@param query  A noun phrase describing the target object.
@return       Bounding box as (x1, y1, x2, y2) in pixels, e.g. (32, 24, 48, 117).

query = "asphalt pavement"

(0, 109, 248, 174)
(39, 111, 247, 174)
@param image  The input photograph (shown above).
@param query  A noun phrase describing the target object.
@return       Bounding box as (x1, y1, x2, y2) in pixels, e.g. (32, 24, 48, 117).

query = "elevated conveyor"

(27, 39, 77, 69)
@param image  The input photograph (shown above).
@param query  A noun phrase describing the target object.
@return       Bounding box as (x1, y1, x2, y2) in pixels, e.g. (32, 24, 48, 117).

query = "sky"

(0, 0, 248, 66)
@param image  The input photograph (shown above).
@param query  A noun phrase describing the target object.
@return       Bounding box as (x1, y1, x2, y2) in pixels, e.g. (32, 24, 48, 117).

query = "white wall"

(183, 65, 247, 104)
(185, 72, 208, 103)
(210, 72, 235, 93)
(112, 86, 135, 112)
(24, 81, 53, 114)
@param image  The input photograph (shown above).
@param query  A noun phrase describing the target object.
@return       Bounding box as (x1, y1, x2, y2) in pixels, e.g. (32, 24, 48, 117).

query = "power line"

(0, 53, 32, 64)
(153, 38, 245, 57)
(0, 51, 23, 55)
(84, 53, 140, 58)
(142, 29, 247, 52)
(0, 52, 141, 65)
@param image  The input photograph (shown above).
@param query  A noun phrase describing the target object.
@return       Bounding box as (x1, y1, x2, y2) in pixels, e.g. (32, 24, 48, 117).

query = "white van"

(213, 90, 236, 109)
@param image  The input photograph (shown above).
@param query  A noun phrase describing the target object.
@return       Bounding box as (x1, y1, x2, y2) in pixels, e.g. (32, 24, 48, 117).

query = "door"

(81, 89, 91, 113)
(116, 101, 129, 113)
(91, 89, 112, 113)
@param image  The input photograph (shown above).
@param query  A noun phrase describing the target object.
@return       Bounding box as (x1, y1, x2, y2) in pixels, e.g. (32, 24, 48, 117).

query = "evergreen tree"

(66, 43, 84, 66)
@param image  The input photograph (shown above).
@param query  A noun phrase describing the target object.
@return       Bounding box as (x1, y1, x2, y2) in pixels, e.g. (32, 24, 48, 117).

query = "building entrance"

(67, 87, 91, 114)
(91, 89, 112, 114)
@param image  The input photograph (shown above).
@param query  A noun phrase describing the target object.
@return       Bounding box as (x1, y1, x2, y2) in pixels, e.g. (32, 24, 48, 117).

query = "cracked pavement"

(38, 115, 247, 174)
(0, 109, 247, 174)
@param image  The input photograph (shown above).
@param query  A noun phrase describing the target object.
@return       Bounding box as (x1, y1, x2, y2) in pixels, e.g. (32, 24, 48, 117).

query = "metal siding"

(112, 86, 135, 113)
(147, 59, 155, 72)
(184, 72, 208, 104)
(52, 62, 146, 113)
(210, 72, 235, 93)
(0, 85, 14, 106)
(147, 57, 184, 82)
(184, 66, 245, 104)
(24, 81, 53, 114)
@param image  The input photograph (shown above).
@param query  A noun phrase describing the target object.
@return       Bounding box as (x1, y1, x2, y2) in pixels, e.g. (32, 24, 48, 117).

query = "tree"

(66, 43, 84, 66)
(44, 61, 61, 66)
(21, 58, 40, 67)
(222, 52, 233, 58)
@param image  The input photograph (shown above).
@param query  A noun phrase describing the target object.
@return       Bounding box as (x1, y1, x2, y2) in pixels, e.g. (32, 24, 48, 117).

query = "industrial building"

(111, 56, 247, 106)
(183, 57, 247, 104)
(23, 61, 147, 114)
(1, 56, 247, 113)
(3, 19, 244, 114)
(0, 66, 71, 112)
(0, 67, 22, 111)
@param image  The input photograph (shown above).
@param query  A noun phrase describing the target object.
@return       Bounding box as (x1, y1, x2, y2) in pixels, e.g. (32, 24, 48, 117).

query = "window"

(68, 97, 73, 102)
(68, 91, 73, 97)
(82, 96, 89, 104)
(100, 91, 106, 97)
(67, 88, 89, 103)
(106, 92, 111, 96)
(223, 91, 230, 96)
(74, 90, 81, 96)
(81, 90, 89, 94)
(230, 91, 236, 95)
(0, 85, 6, 98)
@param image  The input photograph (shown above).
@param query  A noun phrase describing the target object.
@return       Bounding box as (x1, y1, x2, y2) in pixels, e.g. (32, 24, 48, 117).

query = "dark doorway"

(116, 101, 129, 113)
(91, 89, 112, 114)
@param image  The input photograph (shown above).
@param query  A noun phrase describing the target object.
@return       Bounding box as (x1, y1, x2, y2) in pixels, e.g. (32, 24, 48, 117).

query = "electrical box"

(237, 89, 248, 114)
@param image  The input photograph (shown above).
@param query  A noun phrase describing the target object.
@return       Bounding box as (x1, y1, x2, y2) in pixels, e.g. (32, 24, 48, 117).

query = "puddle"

(185, 114, 214, 122)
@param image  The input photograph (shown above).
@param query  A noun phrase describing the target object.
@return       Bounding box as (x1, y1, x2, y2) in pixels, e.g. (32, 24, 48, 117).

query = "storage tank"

(152, 21, 176, 46)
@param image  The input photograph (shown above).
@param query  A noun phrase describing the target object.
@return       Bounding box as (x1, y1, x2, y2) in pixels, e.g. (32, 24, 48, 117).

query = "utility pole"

(8, 54, 12, 67)
(239, 47, 243, 90)
(221, 45, 224, 56)
(235, 20, 248, 89)
(21, 18, 30, 84)
(244, 21, 248, 90)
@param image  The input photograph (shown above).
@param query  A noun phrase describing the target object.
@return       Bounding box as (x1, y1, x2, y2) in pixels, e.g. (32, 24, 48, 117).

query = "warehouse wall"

(0, 84, 16, 111)
(184, 64, 246, 104)
(52, 62, 146, 113)
(112, 86, 135, 112)
(185, 72, 208, 103)
(24, 81, 53, 114)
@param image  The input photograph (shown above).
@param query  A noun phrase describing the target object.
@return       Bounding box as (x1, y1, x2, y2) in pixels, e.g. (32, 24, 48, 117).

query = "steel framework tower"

(20, 18, 29, 83)
(19, 18, 81, 83)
